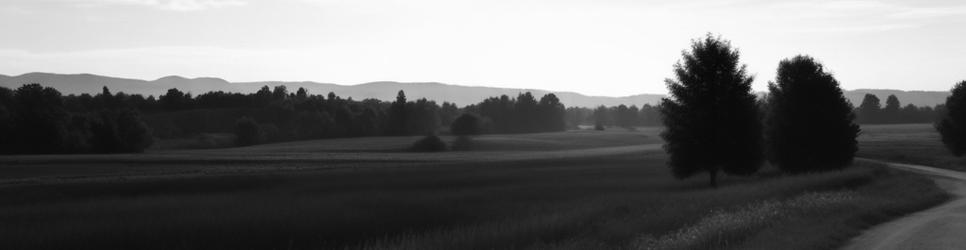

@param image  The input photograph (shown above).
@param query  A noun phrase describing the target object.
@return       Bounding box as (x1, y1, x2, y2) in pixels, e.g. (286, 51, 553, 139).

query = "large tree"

(764, 55, 860, 173)
(936, 81, 966, 156)
(660, 34, 763, 187)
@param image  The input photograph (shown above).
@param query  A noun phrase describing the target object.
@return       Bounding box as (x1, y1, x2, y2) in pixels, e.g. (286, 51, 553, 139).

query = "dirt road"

(844, 158, 966, 250)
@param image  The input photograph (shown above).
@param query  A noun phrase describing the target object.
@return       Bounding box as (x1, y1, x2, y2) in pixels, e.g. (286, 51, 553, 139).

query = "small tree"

(537, 93, 566, 131)
(937, 81, 966, 156)
(764, 55, 860, 173)
(412, 135, 447, 152)
(857, 94, 881, 124)
(659, 34, 763, 187)
(450, 113, 482, 136)
(386, 90, 408, 135)
(450, 113, 482, 150)
(234, 116, 262, 146)
(115, 109, 154, 153)
(884, 95, 901, 113)
(593, 105, 608, 129)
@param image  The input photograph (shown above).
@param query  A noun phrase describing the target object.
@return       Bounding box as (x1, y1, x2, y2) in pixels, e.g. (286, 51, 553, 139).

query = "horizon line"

(0, 71, 956, 97)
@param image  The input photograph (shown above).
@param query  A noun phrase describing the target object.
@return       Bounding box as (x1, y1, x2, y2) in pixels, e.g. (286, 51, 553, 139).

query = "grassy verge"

(635, 164, 948, 250)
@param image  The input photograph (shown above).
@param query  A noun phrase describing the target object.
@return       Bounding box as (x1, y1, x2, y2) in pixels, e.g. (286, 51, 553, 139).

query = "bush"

(451, 136, 474, 151)
(594, 122, 605, 131)
(116, 110, 154, 152)
(412, 135, 448, 152)
(450, 113, 482, 136)
(234, 117, 262, 146)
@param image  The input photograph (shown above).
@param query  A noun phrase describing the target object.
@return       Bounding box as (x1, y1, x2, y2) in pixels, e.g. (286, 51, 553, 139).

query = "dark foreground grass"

(0, 150, 946, 250)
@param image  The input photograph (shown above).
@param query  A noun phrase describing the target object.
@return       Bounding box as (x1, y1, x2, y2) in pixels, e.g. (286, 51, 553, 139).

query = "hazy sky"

(1, 0, 964, 96)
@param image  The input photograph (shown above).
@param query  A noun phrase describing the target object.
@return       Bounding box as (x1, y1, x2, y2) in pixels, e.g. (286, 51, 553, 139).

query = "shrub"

(594, 122, 605, 131)
(451, 136, 473, 151)
(451, 113, 482, 136)
(113, 109, 154, 153)
(412, 135, 447, 152)
(234, 117, 262, 146)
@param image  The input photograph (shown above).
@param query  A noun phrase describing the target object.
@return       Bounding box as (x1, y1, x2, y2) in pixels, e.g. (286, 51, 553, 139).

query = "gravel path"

(844, 158, 966, 250)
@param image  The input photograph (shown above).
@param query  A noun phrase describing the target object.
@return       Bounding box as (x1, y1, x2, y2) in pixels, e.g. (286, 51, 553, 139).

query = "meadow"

(0, 126, 948, 250)
(858, 123, 966, 171)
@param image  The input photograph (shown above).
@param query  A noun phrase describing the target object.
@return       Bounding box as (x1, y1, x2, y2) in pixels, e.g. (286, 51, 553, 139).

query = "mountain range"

(0, 72, 950, 108)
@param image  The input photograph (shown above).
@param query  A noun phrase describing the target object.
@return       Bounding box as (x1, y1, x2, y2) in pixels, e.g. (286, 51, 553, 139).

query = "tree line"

(0, 83, 569, 153)
(461, 92, 566, 133)
(0, 84, 153, 154)
(854, 94, 944, 124)
(561, 104, 661, 129)
(565, 92, 942, 133)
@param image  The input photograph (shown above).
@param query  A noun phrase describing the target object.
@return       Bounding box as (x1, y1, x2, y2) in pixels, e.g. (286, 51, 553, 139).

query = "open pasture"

(0, 128, 947, 250)
(858, 124, 966, 171)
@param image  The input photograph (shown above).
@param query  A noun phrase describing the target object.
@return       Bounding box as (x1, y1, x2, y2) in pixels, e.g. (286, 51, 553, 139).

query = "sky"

(1, 0, 965, 96)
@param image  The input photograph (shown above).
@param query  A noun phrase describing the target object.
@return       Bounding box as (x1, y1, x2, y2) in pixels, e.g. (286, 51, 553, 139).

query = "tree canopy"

(764, 55, 860, 173)
(937, 81, 966, 156)
(659, 34, 763, 187)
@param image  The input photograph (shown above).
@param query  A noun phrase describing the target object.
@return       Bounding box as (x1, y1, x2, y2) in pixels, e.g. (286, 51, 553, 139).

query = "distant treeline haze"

(567, 92, 941, 129)
(0, 84, 577, 154)
(0, 78, 946, 155)
(854, 93, 943, 124)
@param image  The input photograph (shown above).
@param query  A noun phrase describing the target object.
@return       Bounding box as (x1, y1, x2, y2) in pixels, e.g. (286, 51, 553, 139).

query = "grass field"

(0, 127, 949, 250)
(858, 123, 966, 171)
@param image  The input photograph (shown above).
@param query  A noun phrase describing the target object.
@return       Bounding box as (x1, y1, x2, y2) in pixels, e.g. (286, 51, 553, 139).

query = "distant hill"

(0, 72, 663, 107)
(0, 72, 949, 108)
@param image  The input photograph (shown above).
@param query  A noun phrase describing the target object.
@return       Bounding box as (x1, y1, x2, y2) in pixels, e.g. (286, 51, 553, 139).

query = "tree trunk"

(709, 170, 718, 188)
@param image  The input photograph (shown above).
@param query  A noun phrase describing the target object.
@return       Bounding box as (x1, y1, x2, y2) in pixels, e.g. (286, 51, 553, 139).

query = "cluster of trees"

(561, 105, 661, 129)
(0, 84, 153, 154)
(0, 80, 571, 153)
(660, 35, 861, 187)
(153, 86, 459, 142)
(228, 89, 566, 146)
(855, 94, 943, 124)
(462, 92, 566, 133)
(216, 87, 462, 145)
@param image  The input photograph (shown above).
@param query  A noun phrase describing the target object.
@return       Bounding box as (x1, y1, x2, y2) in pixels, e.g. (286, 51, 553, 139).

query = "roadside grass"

(700, 166, 947, 250)
(0, 150, 946, 250)
(858, 123, 966, 171)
